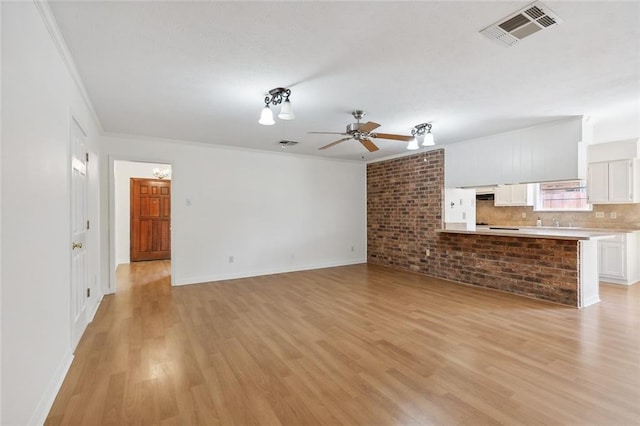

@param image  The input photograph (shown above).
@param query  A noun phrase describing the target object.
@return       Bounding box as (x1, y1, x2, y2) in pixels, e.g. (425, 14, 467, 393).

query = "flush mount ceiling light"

(258, 87, 294, 125)
(410, 123, 435, 149)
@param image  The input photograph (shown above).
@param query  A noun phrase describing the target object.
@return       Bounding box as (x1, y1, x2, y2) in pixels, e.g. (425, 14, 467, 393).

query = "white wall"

(592, 100, 640, 143)
(101, 136, 367, 292)
(1, 2, 102, 424)
(0, 2, 3, 420)
(114, 161, 171, 265)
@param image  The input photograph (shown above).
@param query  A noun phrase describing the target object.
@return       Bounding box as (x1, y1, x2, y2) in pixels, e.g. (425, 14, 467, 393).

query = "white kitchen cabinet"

(587, 162, 609, 203)
(587, 159, 639, 204)
(494, 184, 533, 207)
(599, 239, 625, 279)
(608, 160, 634, 202)
(598, 231, 640, 285)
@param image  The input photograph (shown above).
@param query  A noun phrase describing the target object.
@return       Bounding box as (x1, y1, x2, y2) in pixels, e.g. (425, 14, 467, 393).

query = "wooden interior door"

(130, 178, 171, 262)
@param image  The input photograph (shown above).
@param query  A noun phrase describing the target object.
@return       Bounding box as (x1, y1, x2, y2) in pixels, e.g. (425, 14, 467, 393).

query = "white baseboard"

(28, 350, 74, 426)
(116, 258, 130, 266)
(175, 259, 366, 286)
(581, 295, 601, 308)
(600, 277, 636, 286)
(87, 293, 104, 323)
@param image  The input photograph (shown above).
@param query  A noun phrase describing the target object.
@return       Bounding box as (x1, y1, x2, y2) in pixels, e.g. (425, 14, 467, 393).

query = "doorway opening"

(113, 160, 172, 293)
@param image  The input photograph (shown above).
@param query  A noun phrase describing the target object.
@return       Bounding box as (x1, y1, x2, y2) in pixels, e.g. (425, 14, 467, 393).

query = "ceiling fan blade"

(358, 121, 381, 133)
(359, 138, 379, 152)
(308, 131, 349, 135)
(319, 137, 352, 150)
(372, 132, 414, 141)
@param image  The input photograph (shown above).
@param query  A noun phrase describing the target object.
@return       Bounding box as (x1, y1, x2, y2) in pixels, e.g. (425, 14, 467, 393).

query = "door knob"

(72, 242, 83, 249)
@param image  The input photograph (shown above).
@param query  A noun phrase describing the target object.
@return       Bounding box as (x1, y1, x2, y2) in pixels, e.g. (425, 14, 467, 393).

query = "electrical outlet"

(595, 212, 604, 218)
(521, 212, 527, 219)
(426, 249, 430, 256)
(229, 256, 234, 263)
(610, 212, 617, 219)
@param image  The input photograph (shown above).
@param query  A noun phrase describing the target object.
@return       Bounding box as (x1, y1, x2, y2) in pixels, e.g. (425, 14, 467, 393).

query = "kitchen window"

(533, 180, 591, 212)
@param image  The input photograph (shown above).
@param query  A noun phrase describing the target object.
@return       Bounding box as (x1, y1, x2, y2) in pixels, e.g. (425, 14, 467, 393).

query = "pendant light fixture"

(258, 87, 294, 125)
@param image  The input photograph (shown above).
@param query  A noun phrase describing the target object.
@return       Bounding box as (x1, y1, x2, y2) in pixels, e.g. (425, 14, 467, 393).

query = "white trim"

(32, 0, 103, 133)
(366, 146, 442, 164)
(27, 350, 74, 426)
(600, 277, 635, 286)
(581, 295, 601, 308)
(102, 132, 363, 165)
(87, 294, 103, 323)
(176, 259, 367, 287)
(0, 0, 3, 419)
(578, 239, 600, 308)
(116, 258, 130, 266)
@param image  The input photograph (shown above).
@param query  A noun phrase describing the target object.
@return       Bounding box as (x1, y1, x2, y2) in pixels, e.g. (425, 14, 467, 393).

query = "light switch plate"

(610, 212, 617, 219)
(595, 212, 604, 218)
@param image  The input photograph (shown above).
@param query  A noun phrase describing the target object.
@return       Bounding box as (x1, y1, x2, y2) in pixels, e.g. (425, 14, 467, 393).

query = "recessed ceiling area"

(49, 1, 640, 161)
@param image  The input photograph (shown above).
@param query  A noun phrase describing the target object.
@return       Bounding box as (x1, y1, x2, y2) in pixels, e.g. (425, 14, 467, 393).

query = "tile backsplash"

(476, 201, 640, 230)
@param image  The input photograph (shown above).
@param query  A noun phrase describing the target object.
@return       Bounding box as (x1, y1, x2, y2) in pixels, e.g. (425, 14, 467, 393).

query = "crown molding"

(366, 146, 443, 165)
(33, 0, 104, 133)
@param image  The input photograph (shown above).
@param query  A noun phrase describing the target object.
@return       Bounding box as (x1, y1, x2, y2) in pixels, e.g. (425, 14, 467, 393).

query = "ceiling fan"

(309, 110, 414, 152)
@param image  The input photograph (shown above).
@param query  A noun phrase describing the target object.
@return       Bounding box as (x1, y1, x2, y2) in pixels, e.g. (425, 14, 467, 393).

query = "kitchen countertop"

(437, 225, 628, 241)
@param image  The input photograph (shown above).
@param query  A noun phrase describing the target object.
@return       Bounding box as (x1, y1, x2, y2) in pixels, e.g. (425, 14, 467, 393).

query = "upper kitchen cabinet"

(587, 139, 640, 204)
(445, 117, 589, 188)
(494, 184, 534, 207)
(588, 159, 639, 204)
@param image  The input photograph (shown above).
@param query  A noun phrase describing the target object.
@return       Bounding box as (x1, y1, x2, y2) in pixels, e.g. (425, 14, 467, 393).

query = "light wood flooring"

(46, 261, 640, 425)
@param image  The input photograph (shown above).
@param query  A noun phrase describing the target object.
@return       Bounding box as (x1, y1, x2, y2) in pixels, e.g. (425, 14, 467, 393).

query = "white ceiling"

(49, 1, 640, 161)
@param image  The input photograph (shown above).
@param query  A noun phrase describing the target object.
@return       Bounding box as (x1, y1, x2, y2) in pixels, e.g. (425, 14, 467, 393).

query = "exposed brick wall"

(367, 149, 579, 306)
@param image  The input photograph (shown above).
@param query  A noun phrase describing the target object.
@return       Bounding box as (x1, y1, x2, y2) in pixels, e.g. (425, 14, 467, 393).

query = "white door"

(494, 185, 512, 206)
(71, 118, 88, 350)
(587, 162, 609, 203)
(599, 241, 625, 279)
(608, 160, 633, 203)
(509, 184, 528, 206)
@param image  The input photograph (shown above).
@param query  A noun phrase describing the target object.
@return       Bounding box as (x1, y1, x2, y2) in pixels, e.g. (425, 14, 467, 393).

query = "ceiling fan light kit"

(407, 138, 420, 150)
(411, 122, 435, 149)
(259, 105, 275, 125)
(258, 87, 294, 125)
(310, 110, 414, 153)
(278, 98, 295, 120)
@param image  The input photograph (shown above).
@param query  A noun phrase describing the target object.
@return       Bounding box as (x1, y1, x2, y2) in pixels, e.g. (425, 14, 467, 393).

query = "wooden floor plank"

(46, 261, 640, 425)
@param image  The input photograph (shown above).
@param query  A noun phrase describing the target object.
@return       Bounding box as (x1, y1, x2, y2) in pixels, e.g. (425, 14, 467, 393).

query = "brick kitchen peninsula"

(436, 228, 617, 307)
(367, 149, 618, 308)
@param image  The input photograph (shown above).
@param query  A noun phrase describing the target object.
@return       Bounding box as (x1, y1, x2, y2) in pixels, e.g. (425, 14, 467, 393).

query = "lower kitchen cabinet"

(598, 231, 640, 285)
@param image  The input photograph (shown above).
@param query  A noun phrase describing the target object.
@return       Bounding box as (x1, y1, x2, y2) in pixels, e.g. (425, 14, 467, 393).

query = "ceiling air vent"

(277, 140, 299, 148)
(480, 1, 563, 47)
